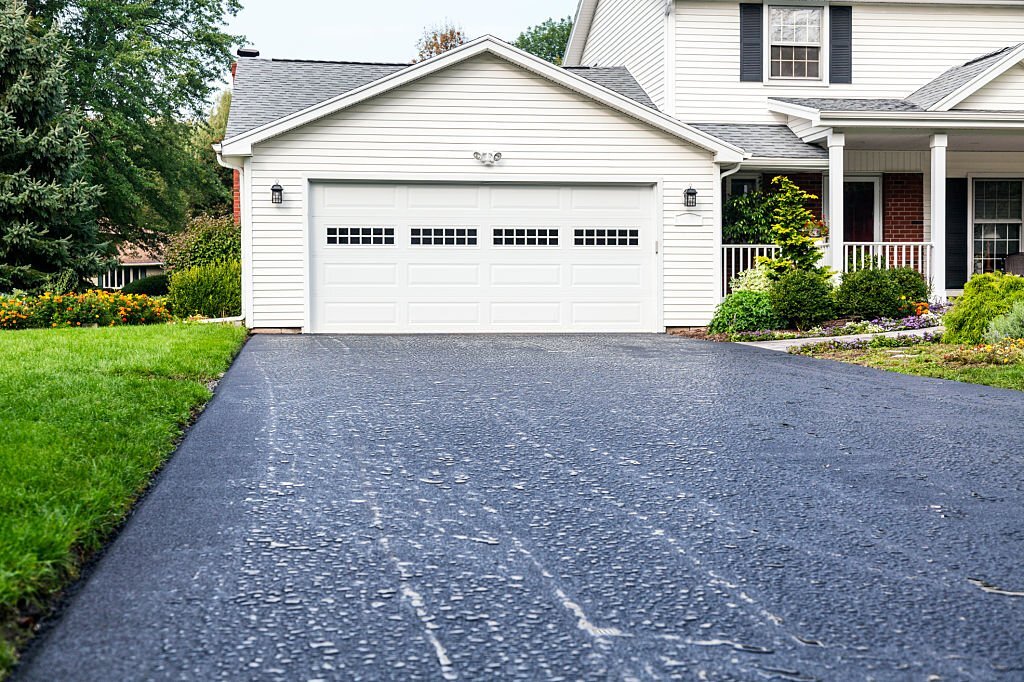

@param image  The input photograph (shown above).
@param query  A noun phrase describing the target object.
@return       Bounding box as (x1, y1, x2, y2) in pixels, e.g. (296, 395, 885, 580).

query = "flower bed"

(0, 290, 171, 330)
(728, 312, 944, 342)
(788, 331, 943, 355)
(941, 338, 1024, 365)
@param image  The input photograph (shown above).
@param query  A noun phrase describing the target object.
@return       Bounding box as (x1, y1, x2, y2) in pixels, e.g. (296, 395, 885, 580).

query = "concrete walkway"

(737, 325, 943, 352)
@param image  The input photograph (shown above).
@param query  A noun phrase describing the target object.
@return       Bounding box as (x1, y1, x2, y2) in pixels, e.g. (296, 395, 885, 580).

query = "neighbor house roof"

(117, 243, 164, 266)
(227, 58, 658, 139)
(690, 123, 828, 160)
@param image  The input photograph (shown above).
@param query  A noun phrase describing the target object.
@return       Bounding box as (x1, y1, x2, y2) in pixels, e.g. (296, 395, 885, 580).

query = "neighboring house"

(218, 1, 1024, 333)
(96, 244, 165, 290)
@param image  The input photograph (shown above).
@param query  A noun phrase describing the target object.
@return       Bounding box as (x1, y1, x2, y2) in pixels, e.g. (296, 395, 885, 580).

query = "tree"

(189, 90, 233, 216)
(758, 176, 828, 277)
(0, 2, 106, 292)
(24, 0, 242, 245)
(415, 22, 466, 62)
(514, 17, 573, 65)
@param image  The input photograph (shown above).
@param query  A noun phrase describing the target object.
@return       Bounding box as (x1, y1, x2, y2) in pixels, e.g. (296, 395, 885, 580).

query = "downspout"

(215, 145, 251, 326)
(714, 163, 744, 303)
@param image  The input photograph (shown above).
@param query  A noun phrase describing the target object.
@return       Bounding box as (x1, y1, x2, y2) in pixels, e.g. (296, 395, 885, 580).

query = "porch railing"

(722, 244, 779, 295)
(721, 241, 934, 296)
(844, 242, 933, 283)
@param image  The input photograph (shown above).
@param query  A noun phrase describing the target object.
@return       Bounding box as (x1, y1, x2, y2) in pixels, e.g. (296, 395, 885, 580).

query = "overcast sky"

(223, 0, 578, 68)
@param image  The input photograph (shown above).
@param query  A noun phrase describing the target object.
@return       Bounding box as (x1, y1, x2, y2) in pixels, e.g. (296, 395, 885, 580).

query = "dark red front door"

(844, 181, 876, 242)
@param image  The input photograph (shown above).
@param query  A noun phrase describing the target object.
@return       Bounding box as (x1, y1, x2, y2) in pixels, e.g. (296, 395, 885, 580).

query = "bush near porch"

(0, 323, 248, 675)
(944, 272, 1024, 345)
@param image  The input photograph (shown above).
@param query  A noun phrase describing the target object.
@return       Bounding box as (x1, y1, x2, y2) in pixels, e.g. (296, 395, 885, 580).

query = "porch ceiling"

(842, 129, 1024, 152)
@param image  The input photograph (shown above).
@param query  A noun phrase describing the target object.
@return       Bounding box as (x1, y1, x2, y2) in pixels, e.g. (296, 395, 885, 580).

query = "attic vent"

(237, 47, 260, 58)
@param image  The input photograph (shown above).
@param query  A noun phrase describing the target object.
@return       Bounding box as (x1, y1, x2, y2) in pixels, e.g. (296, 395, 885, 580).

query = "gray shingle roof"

(772, 97, 925, 113)
(690, 123, 827, 159)
(907, 44, 1023, 109)
(226, 59, 658, 139)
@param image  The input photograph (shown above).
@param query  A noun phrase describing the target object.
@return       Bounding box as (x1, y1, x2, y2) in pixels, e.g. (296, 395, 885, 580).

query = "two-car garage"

(309, 182, 661, 333)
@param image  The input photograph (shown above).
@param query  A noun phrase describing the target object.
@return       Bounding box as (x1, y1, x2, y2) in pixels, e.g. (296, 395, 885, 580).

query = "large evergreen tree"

(24, 0, 242, 244)
(0, 2, 105, 291)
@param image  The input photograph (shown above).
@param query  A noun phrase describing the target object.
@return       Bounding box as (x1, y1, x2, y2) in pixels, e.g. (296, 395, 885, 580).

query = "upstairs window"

(769, 7, 823, 80)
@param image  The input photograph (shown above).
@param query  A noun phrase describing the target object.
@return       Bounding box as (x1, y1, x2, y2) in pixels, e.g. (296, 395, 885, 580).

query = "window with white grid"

(573, 229, 639, 247)
(974, 180, 1022, 275)
(493, 228, 559, 246)
(326, 226, 395, 245)
(769, 7, 823, 79)
(410, 227, 477, 246)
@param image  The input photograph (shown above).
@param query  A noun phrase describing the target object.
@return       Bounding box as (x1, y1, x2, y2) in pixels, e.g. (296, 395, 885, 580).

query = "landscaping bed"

(0, 323, 248, 675)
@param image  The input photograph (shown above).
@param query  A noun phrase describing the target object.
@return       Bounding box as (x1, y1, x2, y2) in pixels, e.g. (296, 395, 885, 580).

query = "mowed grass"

(814, 343, 1024, 392)
(0, 323, 248, 674)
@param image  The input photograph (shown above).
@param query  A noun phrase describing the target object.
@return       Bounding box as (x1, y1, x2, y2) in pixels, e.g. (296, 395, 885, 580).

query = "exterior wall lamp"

(684, 186, 698, 207)
(271, 182, 284, 204)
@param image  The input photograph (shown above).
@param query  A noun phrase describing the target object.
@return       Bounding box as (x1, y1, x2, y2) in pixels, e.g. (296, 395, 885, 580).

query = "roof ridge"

(266, 58, 411, 67)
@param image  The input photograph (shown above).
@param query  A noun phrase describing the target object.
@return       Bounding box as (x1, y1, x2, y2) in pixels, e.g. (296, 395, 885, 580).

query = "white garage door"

(309, 183, 660, 333)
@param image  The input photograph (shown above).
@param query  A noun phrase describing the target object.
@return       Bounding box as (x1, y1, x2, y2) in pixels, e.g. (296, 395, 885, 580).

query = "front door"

(844, 181, 877, 242)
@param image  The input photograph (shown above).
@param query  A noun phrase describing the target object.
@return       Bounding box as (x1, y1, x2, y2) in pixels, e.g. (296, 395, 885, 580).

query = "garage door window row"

(327, 226, 395, 245)
(574, 228, 639, 246)
(493, 228, 559, 246)
(410, 227, 478, 246)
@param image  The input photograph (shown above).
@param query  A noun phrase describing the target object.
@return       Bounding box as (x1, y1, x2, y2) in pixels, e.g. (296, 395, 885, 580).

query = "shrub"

(723, 191, 776, 244)
(729, 264, 773, 293)
(835, 267, 930, 319)
(121, 274, 169, 296)
(984, 299, 1024, 343)
(758, 176, 827, 277)
(769, 269, 835, 330)
(0, 291, 171, 330)
(164, 214, 241, 271)
(944, 272, 1024, 344)
(168, 260, 241, 319)
(708, 291, 784, 334)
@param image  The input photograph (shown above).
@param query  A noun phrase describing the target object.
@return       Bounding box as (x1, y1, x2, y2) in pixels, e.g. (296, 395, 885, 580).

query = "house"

(218, 1, 1024, 333)
(96, 244, 165, 290)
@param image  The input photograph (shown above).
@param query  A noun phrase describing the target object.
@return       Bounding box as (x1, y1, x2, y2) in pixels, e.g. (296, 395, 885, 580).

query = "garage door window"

(574, 228, 639, 246)
(327, 226, 395, 245)
(410, 227, 478, 246)
(493, 228, 559, 246)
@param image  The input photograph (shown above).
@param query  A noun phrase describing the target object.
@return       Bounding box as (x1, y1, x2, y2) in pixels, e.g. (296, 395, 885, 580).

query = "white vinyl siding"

(246, 53, 718, 329)
(957, 64, 1024, 111)
(581, 0, 666, 109)
(675, 2, 1024, 123)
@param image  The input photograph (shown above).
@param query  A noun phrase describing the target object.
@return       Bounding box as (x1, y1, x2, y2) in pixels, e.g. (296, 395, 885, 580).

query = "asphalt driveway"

(15, 335, 1024, 680)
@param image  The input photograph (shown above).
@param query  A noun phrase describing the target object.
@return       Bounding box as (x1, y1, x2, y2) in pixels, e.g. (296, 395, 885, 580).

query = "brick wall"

(882, 173, 924, 242)
(233, 169, 241, 225)
(761, 172, 824, 219)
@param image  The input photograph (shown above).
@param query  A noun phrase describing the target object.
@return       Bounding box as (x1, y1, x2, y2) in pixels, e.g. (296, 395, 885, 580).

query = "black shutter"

(830, 6, 853, 84)
(740, 4, 763, 82)
(946, 179, 969, 289)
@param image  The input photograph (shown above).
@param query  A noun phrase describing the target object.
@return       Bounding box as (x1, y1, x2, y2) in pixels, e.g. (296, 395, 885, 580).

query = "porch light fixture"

(270, 181, 284, 204)
(684, 186, 698, 207)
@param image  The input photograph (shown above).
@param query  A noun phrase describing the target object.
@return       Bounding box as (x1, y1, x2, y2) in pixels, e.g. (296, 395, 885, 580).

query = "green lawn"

(0, 323, 247, 675)
(809, 343, 1024, 392)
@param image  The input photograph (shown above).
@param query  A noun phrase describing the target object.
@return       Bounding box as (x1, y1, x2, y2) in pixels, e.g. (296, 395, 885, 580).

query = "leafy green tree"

(24, 0, 242, 244)
(0, 2, 106, 292)
(514, 17, 573, 65)
(758, 176, 828, 277)
(189, 90, 233, 216)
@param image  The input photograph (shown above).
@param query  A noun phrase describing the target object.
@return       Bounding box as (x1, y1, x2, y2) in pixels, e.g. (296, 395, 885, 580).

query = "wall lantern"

(684, 186, 698, 208)
(270, 182, 284, 204)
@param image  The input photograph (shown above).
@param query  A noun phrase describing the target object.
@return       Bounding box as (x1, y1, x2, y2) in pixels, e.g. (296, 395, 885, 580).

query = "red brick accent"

(882, 173, 924, 242)
(231, 62, 237, 79)
(762, 172, 824, 219)
(232, 169, 241, 225)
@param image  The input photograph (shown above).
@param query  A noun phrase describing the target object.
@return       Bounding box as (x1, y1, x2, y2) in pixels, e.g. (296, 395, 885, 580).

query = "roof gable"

(219, 36, 743, 161)
(907, 43, 1024, 111)
(955, 63, 1024, 111)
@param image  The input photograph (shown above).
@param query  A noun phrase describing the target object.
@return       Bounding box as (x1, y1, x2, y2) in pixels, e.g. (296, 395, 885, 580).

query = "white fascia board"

(738, 157, 830, 170)
(219, 36, 745, 162)
(767, 99, 823, 126)
(817, 111, 1024, 127)
(564, 0, 598, 67)
(930, 45, 1024, 111)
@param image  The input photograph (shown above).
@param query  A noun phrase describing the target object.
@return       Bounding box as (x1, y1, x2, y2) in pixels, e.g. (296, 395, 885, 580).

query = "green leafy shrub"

(758, 176, 827, 277)
(835, 267, 930, 319)
(769, 269, 835, 330)
(168, 260, 241, 318)
(984, 299, 1024, 343)
(0, 290, 170, 329)
(121, 274, 169, 296)
(729, 264, 773, 293)
(708, 291, 784, 334)
(944, 272, 1024, 344)
(165, 215, 241, 271)
(723, 191, 776, 244)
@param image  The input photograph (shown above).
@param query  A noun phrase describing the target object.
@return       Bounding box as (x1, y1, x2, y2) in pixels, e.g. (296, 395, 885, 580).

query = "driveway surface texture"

(16, 335, 1024, 681)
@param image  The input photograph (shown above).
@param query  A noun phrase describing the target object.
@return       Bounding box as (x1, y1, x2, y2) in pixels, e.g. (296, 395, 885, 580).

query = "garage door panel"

(309, 183, 658, 333)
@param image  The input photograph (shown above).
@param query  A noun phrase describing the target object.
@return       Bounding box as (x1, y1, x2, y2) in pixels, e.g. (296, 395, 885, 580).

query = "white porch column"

(930, 133, 948, 300)
(828, 132, 846, 273)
